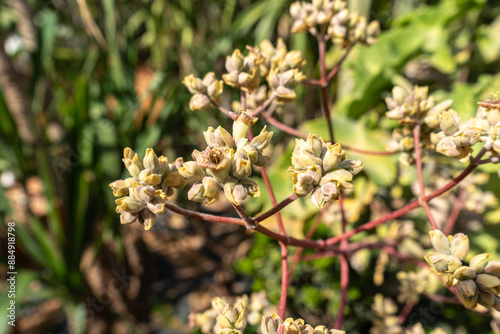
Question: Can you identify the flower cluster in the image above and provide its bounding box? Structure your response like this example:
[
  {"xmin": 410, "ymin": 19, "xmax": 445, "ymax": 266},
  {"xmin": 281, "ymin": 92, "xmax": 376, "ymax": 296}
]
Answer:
[
  {"xmin": 181, "ymin": 112, "xmax": 272, "ymax": 206},
  {"xmin": 109, "ymin": 148, "xmax": 185, "ymax": 230},
  {"xmin": 385, "ymin": 86, "xmax": 453, "ymax": 165},
  {"xmin": 370, "ymin": 294, "xmax": 400, "ymax": 334},
  {"xmin": 290, "ymin": 0, "xmax": 380, "ymax": 47},
  {"xmin": 289, "ymin": 134, "xmax": 362, "ymax": 208},
  {"xmin": 190, "ymin": 292, "xmax": 277, "ymax": 333},
  {"xmin": 425, "ymin": 229, "xmax": 500, "ymax": 311},
  {"xmin": 431, "ymin": 109, "xmax": 487, "ymax": 162},
  {"xmin": 183, "ymin": 72, "xmax": 224, "ymax": 111},
  {"xmin": 261, "ymin": 314, "xmax": 345, "ymax": 334},
  {"xmin": 396, "ymin": 270, "xmax": 430, "ymax": 305},
  {"xmin": 184, "ymin": 39, "xmax": 306, "ymax": 111}
]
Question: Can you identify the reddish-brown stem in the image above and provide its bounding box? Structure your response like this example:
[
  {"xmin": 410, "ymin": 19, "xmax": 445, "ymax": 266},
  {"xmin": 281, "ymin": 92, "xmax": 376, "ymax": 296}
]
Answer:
[
  {"xmin": 288, "ymin": 209, "xmax": 326, "ymax": 282},
  {"xmin": 335, "ymin": 254, "xmax": 349, "ymax": 329},
  {"xmin": 262, "ymin": 112, "xmax": 308, "ymax": 138},
  {"xmin": 254, "ymin": 193, "xmax": 299, "ymax": 224},
  {"xmin": 209, "ymin": 97, "xmax": 234, "ymax": 118},
  {"xmin": 301, "ymin": 78, "xmax": 323, "ymax": 86},
  {"xmin": 260, "ymin": 163, "xmax": 289, "ymax": 318},
  {"xmin": 232, "ymin": 204, "xmax": 255, "ymax": 228},
  {"xmin": 342, "ymin": 144, "xmax": 396, "ymax": 156},
  {"xmin": 423, "ymin": 293, "xmax": 462, "ymax": 305},
  {"xmin": 164, "ymin": 200, "xmax": 244, "ymax": 226},
  {"xmin": 325, "ymin": 159, "xmax": 482, "ymax": 246},
  {"xmin": 398, "ymin": 301, "xmax": 414, "ymax": 325},
  {"xmin": 318, "ymin": 36, "xmax": 335, "ymax": 143},
  {"xmin": 442, "ymin": 189, "xmax": 467, "ymax": 235},
  {"xmin": 326, "ymin": 43, "xmax": 355, "ymax": 82},
  {"xmin": 249, "ymin": 95, "xmax": 276, "ymax": 117},
  {"xmin": 413, "ymin": 124, "xmax": 438, "ymax": 230},
  {"xmin": 279, "ymin": 241, "xmax": 289, "ymax": 319}
]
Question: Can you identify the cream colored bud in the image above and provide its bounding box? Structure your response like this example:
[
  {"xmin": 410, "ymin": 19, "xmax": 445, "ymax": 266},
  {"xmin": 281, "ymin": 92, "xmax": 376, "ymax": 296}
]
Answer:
[
  {"xmin": 484, "ymin": 261, "xmax": 500, "ymax": 278},
  {"xmin": 123, "ymin": 147, "xmax": 144, "ymax": 178},
  {"xmin": 116, "ymin": 196, "xmax": 145, "ymax": 213},
  {"xmin": 188, "ymin": 182, "xmax": 205, "ymax": 202},
  {"xmin": 291, "ymin": 148, "xmax": 323, "ymax": 171},
  {"xmin": 178, "ymin": 161, "xmax": 205, "ymax": 181},
  {"xmin": 147, "ymin": 190, "xmax": 166, "ymax": 215},
  {"xmin": 275, "ymin": 86, "xmax": 297, "ymax": 103},
  {"xmin": 453, "ymin": 266, "xmax": 476, "ymax": 281},
  {"xmin": 251, "ymin": 126, "xmax": 273, "ymax": 151},
  {"xmin": 322, "ymin": 143, "xmax": 344, "ymax": 171},
  {"xmin": 233, "ymin": 112, "xmax": 257, "ymax": 142},
  {"xmin": 182, "ymin": 74, "xmax": 205, "ymax": 94},
  {"xmin": 470, "ymin": 253, "xmax": 490, "ymax": 273},
  {"xmin": 320, "ymin": 168, "xmax": 354, "ymax": 190},
  {"xmin": 439, "ymin": 109, "xmax": 461, "ymax": 135},
  {"xmin": 292, "ymin": 171, "xmax": 315, "ymax": 197},
  {"xmin": 140, "ymin": 209, "xmax": 156, "ymax": 231},
  {"xmin": 139, "ymin": 169, "xmax": 161, "ymax": 186},
  {"xmin": 456, "ymin": 279, "xmax": 478, "ymax": 309},
  {"xmin": 338, "ymin": 159, "xmax": 363, "ymax": 175},
  {"xmin": 120, "ymin": 211, "xmax": 137, "ymax": 224},
  {"xmin": 226, "ymin": 49, "xmax": 244, "ymax": 73},
  {"xmin": 204, "ymin": 126, "xmax": 235, "ymax": 148},
  {"xmin": 261, "ymin": 314, "xmax": 283, "ymax": 334},
  {"xmin": 143, "ymin": 148, "xmax": 160, "ymax": 171},
  {"xmin": 476, "ymin": 274, "xmax": 500, "ymax": 294},
  {"xmin": 139, "ymin": 185, "xmax": 155, "ymax": 202},
  {"xmin": 189, "ymin": 93, "xmax": 212, "ymax": 111},
  {"xmin": 429, "ymin": 230, "xmax": 449, "ymax": 252},
  {"xmin": 450, "ymin": 233, "xmax": 469, "ymax": 261}
]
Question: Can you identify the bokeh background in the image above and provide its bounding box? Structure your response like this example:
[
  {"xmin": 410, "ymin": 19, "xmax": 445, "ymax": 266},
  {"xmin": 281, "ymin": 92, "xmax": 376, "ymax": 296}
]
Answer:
[{"xmin": 1, "ymin": 0, "xmax": 500, "ymax": 333}]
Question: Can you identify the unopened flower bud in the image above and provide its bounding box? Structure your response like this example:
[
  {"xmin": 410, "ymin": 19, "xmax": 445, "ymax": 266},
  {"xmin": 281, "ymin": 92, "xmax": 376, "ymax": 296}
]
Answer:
[
  {"xmin": 440, "ymin": 109, "xmax": 461, "ymax": 135},
  {"xmin": 322, "ymin": 143, "xmax": 344, "ymax": 171},
  {"xmin": 476, "ymin": 274, "xmax": 500, "ymax": 294},
  {"xmin": 189, "ymin": 93, "xmax": 212, "ymax": 111},
  {"xmin": 116, "ymin": 196, "xmax": 145, "ymax": 213},
  {"xmin": 485, "ymin": 261, "xmax": 500, "ymax": 278},
  {"xmin": 261, "ymin": 314, "xmax": 283, "ymax": 334},
  {"xmin": 205, "ymin": 126, "xmax": 235, "ymax": 148},
  {"xmin": 182, "ymin": 74, "xmax": 205, "ymax": 94},
  {"xmin": 456, "ymin": 279, "xmax": 478, "ymax": 309},
  {"xmin": 123, "ymin": 147, "xmax": 144, "ymax": 178},
  {"xmin": 338, "ymin": 159, "xmax": 363, "ymax": 175},
  {"xmin": 233, "ymin": 112, "xmax": 257, "ymax": 142},
  {"xmin": 141, "ymin": 209, "xmax": 156, "ymax": 231},
  {"xmin": 188, "ymin": 182, "xmax": 205, "ymax": 202},
  {"xmin": 450, "ymin": 233, "xmax": 469, "ymax": 261},
  {"xmin": 178, "ymin": 161, "xmax": 205, "ymax": 181},
  {"xmin": 470, "ymin": 253, "xmax": 490, "ymax": 273},
  {"xmin": 251, "ymin": 126, "xmax": 273, "ymax": 151},
  {"xmin": 453, "ymin": 266, "xmax": 476, "ymax": 281},
  {"xmin": 429, "ymin": 230, "xmax": 451, "ymax": 254},
  {"xmin": 139, "ymin": 169, "xmax": 162, "ymax": 186},
  {"xmin": 202, "ymin": 176, "xmax": 220, "ymax": 205}
]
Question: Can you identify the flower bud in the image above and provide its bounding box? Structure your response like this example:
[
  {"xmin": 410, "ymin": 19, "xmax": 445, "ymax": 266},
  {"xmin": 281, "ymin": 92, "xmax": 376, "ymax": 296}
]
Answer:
[
  {"xmin": 453, "ymin": 266, "xmax": 476, "ymax": 281},
  {"xmin": 429, "ymin": 230, "xmax": 451, "ymax": 254},
  {"xmin": 202, "ymin": 176, "xmax": 220, "ymax": 205},
  {"xmin": 225, "ymin": 49, "xmax": 244, "ymax": 73},
  {"xmin": 450, "ymin": 233, "xmax": 469, "ymax": 261},
  {"xmin": 182, "ymin": 74, "xmax": 205, "ymax": 94},
  {"xmin": 204, "ymin": 126, "xmax": 235, "ymax": 148},
  {"xmin": 261, "ymin": 314, "xmax": 283, "ymax": 334},
  {"xmin": 147, "ymin": 190, "xmax": 166, "ymax": 215},
  {"xmin": 476, "ymin": 274, "xmax": 500, "ymax": 294},
  {"xmin": 233, "ymin": 112, "xmax": 257, "ymax": 142},
  {"xmin": 338, "ymin": 159, "xmax": 363, "ymax": 175},
  {"xmin": 178, "ymin": 161, "xmax": 205, "ymax": 181},
  {"xmin": 189, "ymin": 93, "xmax": 212, "ymax": 111},
  {"xmin": 456, "ymin": 279, "xmax": 478, "ymax": 309},
  {"xmin": 470, "ymin": 253, "xmax": 490, "ymax": 273},
  {"xmin": 251, "ymin": 126, "xmax": 273, "ymax": 151},
  {"xmin": 224, "ymin": 178, "xmax": 249, "ymax": 205},
  {"xmin": 139, "ymin": 169, "xmax": 162, "ymax": 186},
  {"xmin": 439, "ymin": 109, "xmax": 461, "ymax": 135},
  {"xmin": 320, "ymin": 168, "xmax": 354, "ymax": 190},
  {"xmin": 116, "ymin": 196, "xmax": 145, "ymax": 213},
  {"xmin": 109, "ymin": 177, "xmax": 135, "ymax": 197},
  {"xmin": 292, "ymin": 171, "xmax": 315, "ymax": 197},
  {"xmin": 120, "ymin": 211, "xmax": 137, "ymax": 224},
  {"xmin": 478, "ymin": 289, "xmax": 495, "ymax": 308},
  {"xmin": 139, "ymin": 185, "xmax": 155, "ymax": 202},
  {"xmin": 484, "ymin": 261, "xmax": 500, "ymax": 278},
  {"xmin": 140, "ymin": 209, "xmax": 156, "ymax": 231},
  {"xmin": 188, "ymin": 182, "xmax": 205, "ymax": 202},
  {"xmin": 123, "ymin": 147, "xmax": 144, "ymax": 178},
  {"xmin": 322, "ymin": 143, "xmax": 344, "ymax": 171}
]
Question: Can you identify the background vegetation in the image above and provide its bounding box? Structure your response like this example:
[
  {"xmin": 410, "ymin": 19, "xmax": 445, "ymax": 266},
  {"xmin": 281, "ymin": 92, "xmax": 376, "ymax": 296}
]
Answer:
[{"xmin": 0, "ymin": 0, "xmax": 499, "ymax": 333}]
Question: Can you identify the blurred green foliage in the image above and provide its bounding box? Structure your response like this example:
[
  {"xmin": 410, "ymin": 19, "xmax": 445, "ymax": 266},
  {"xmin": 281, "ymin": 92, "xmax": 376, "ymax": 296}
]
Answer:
[{"xmin": 0, "ymin": 0, "xmax": 499, "ymax": 333}]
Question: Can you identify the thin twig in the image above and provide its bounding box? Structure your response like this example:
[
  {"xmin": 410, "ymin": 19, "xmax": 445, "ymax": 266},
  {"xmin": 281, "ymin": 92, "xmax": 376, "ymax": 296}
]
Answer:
[
  {"xmin": 326, "ymin": 43, "xmax": 355, "ymax": 82},
  {"xmin": 442, "ymin": 189, "xmax": 467, "ymax": 236},
  {"xmin": 254, "ymin": 193, "xmax": 299, "ymax": 224},
  {"xmin": 413, "ymin": 124, "xmax": 438, "ymax": 230},
  {"xmin": 249, "ymin": 94, "xmax": 276, "ymax": 117},
  {"xmin": 398, "ymin": 301, "xmax": 414, "ymax": 325},
  {"xmin": 335, "ymin": 254, "xmax": 349, "ymax": 329}
]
